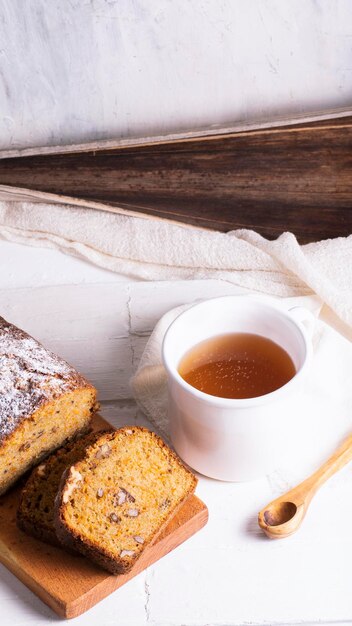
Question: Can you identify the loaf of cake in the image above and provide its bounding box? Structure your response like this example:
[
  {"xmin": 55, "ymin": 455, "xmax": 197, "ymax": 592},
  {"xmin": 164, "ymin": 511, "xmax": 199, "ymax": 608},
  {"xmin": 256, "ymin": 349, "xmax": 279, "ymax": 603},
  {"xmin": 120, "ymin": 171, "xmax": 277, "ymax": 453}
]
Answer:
[
  {"xmin": 17, "ymin": 431, "xmax": 106, "ymax": 546},
  {"xmin": 0, "ymin": 316, "xmax": 97, "ymax": 495},
  {"xmin": 55, "ymin": 427, "xmax": 197, "ymax": 574}
]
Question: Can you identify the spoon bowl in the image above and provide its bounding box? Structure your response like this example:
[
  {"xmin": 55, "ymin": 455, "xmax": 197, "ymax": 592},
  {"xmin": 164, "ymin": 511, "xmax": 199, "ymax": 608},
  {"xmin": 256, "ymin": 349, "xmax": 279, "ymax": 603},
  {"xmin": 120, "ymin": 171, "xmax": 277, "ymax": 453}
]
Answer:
[
  {"xmin": 258, "ymin": 500, "xmax": 305, "ymax": 538},
  {"xmin": 263, "ymin": 501, "xmax": 297, "ymax": 526}
]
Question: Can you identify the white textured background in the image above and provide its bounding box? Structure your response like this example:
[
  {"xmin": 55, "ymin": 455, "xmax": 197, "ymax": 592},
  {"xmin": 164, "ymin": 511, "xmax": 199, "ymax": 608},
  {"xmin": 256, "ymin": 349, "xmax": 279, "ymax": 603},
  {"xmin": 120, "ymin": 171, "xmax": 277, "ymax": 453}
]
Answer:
[{"xmin": 0, "ymin": 0, "xmax": 351, "ymax": 151}]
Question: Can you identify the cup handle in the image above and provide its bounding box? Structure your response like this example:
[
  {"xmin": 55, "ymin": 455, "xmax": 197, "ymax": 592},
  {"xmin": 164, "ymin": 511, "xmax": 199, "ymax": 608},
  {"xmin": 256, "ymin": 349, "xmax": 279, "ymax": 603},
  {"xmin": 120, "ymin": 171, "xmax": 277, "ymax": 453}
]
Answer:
[{"xmin": 288, "ymin": 306, "xmax": 316, "ymax": 337}]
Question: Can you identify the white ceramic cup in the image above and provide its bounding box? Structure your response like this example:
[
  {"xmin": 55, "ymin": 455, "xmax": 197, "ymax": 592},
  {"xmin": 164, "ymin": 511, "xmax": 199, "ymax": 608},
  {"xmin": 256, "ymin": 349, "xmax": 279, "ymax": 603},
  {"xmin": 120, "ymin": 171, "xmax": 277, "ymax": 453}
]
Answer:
[{"xmin": 162, "ymin": 295, "xmax": 314, "ymax": 481}]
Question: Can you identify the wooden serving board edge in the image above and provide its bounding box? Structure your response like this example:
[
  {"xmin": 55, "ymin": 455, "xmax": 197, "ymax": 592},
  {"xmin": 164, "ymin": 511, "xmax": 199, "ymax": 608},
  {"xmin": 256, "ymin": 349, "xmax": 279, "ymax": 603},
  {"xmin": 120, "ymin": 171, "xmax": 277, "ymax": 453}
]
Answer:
[
  {"xmin": 0, "ymin": 545, "xmax": 65, "ymax": 618},
  {"xmin": 65, "ymin": 495, "xmax": 208, "ymax": 619},
  {"xmin": 0, "ymin": 494, "xmax": 207, "ymax": 619},
  {"xmin": 0, "ymin": 414, "xmax": 208, "ymax": 619}
]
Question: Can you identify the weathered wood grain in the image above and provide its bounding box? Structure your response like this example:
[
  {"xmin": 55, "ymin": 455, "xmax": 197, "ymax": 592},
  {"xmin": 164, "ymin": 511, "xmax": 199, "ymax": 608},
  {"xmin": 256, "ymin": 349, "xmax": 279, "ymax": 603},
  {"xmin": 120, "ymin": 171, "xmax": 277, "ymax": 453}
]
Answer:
[{"xmin": 0, "ymin": 116, "xmax": 351, "ymax": 243}]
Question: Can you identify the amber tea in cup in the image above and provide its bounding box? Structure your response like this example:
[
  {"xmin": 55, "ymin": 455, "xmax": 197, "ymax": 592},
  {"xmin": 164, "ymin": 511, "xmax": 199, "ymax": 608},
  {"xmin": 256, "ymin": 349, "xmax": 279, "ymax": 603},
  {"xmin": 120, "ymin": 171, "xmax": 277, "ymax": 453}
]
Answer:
[{"xmin": 178, "ymin": 332, "xmax": 296, "ymax": 399}]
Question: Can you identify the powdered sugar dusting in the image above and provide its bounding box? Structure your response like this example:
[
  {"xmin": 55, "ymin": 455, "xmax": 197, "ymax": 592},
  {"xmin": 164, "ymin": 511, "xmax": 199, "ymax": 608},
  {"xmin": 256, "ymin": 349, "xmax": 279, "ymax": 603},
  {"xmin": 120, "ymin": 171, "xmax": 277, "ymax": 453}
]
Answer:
[{"xmin": 0, "ymin": 317, "xmax": 87, "ymax": 442}]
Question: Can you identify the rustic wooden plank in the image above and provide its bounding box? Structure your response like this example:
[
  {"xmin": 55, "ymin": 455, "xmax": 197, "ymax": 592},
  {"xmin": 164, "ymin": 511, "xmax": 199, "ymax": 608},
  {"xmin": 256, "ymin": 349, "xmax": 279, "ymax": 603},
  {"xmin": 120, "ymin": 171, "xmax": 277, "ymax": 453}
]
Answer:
[
  {"xmin": 0, "ymin": 114, "xmax": 351, "ymax": 243},
  {"xmin": 0, "ymin": 414, "xmax": 208, "ymax": 619}
]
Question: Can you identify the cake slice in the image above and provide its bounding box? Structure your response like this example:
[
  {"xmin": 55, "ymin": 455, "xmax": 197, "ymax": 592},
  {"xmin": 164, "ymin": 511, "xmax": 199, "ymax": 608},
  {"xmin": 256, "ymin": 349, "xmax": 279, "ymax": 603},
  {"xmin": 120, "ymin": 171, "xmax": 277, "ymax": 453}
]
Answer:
[
  {"xmin": 55, "ymin": 427, "xmax": 197, "ymax": 574},
  {"xmin": 17, "ymin": 431, "xmax": 106, "ymax": 546},
  {"xmin": 0, "ymin": 317, "xmax": 97, "ymax": 495}
]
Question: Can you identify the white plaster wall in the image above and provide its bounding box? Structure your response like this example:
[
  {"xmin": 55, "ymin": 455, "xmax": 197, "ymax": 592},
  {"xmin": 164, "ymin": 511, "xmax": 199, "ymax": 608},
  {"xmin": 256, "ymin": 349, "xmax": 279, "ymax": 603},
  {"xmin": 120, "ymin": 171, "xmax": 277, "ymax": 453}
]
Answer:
[{"xmin": 0, "ymin": 0, "xmax": 351, "ymax": 151}]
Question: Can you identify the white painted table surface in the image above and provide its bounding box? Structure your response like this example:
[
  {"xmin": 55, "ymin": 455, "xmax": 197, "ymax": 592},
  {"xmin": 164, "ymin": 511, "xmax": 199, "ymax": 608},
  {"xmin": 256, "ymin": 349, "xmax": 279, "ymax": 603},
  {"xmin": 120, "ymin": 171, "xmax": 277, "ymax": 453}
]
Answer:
[{"xmin": 1, "ymin": 240, "xmax": 352, "ymax": 626}]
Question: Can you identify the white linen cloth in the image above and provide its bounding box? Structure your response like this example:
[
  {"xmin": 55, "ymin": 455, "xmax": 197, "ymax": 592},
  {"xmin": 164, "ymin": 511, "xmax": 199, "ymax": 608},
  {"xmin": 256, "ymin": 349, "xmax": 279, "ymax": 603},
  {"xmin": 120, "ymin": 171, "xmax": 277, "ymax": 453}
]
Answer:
[
  {"xmin": 131, "ymin": 294, "xmax": 352, "ymax": 481},
  {"xmin": 0, "ymin": 200, "xmax": 351, "ymax": 329}
]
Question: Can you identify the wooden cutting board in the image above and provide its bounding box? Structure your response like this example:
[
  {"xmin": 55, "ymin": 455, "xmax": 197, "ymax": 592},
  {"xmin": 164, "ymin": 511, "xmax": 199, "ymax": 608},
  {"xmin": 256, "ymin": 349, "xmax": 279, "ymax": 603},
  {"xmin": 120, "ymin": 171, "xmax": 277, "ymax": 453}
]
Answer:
[{"xmin": 0, "ymin": 415, "xmax": 208, "ymax": 619}]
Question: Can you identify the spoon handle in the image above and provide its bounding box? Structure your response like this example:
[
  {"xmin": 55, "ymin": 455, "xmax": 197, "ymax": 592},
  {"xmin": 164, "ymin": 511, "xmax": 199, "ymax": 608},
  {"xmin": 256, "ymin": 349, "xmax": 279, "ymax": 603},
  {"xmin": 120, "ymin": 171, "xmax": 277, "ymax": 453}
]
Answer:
[
  {"xmin": 292, "ymin": 433, "xmax": 352, "ymax": 502},
  {"xmin": 258, "ymin": 433, "xmax": 352, "ymax": 539}
]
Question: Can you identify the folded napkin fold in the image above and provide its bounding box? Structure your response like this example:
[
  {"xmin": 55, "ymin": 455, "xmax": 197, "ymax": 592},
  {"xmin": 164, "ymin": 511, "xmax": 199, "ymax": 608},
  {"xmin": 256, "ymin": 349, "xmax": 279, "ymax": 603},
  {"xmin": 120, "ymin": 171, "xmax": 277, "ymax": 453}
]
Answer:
[{"xmin": 131, "ymin": 294, "xmax": 352, "ymax": 482}]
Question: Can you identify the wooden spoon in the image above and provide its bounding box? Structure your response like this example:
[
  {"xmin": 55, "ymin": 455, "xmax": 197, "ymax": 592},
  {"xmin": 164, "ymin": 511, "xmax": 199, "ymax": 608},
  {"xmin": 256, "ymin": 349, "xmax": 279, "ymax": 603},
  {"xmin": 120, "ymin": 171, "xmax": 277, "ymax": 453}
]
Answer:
[{"xmin": 258, "ymin": 434, "xmax": 352, "ymax": 539}]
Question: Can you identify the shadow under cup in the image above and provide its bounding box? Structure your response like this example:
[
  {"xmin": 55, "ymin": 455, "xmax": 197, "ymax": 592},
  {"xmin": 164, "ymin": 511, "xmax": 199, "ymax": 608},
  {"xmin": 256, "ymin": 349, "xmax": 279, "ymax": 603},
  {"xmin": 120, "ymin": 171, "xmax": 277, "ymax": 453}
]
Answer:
[{"xmin": 162, "ymin": 296, "xmax": 312, "ymax": 481}]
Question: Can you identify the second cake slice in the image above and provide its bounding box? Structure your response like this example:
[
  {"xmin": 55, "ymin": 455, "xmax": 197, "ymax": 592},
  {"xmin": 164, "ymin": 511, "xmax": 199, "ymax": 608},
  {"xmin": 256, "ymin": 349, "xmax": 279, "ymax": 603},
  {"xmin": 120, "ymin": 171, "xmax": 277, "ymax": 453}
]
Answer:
[
  {"xmin": 55, "ymin": 427, "xmax": 197, "ymax": 574},
  {"xmin": 17, "ymin": 431, "xmax": 106, "ymax": 546}
]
